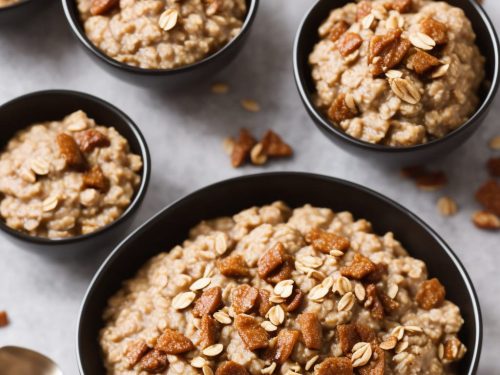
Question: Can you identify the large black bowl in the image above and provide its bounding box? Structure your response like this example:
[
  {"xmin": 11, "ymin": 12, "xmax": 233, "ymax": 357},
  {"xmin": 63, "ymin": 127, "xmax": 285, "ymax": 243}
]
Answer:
[
  {"xmin": 293, "ymin": 0, "xmax": 499, "ymax": 166},
  {"xmin": 0, "ymin": 90, "xmax": 151, "ymax": 254},
  {"xmin": 62, "ymin": 0, "xmax": 259, "ymax": 89},
  {"xmin": 77, "ymin": 172, "xmax": 481, "ymax": 374}
]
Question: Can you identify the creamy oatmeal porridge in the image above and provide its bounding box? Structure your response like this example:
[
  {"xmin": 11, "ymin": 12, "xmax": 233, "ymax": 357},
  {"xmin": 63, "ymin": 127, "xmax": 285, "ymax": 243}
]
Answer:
[
  {"xmin": 309, "ymin": 0, "xmax": 485, "ymax": 146},
  {"xmin": 0, "ymin": 110, "xmax": 142, "ymax": 239},
  {"xmin": 100, "ymin": 202, "xmax": 466, "ymax": 374},
  {"xmin": 77, "ymin": 0, "xmax": 247, "ymax": 69}
]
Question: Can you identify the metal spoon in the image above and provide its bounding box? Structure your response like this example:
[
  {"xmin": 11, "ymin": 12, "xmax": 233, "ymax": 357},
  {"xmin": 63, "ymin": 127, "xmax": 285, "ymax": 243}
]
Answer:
[{"xmin": 0, "ymin": 346, "xmax": 63, "ymax": 375}]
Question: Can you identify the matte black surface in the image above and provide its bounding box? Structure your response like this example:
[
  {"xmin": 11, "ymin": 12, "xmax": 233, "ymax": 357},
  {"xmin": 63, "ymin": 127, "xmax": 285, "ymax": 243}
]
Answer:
[
  {"xmin": 77, "ymin": 172, "xmax": 481, "ymax": 374},
  {"xmin": 0, "ymin": 90, "xmax": 151, "ymax": 254},
  {"xmin": 0, "ymin": 0, "xmax": 49, "ymax": 25},
  {"xmin": 62, "ymin": 0, "xmax": 258, "ymax": 89},
  {"xmin": 293, "ymin": 0, "xmax": 499, "ymax": 166}
]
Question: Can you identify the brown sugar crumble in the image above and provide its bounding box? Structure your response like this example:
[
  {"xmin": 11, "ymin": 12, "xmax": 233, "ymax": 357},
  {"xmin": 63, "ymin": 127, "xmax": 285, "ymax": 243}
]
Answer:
[{"xmin": 0, "ymin": 310, "xmax": 9, "ymax": 327}]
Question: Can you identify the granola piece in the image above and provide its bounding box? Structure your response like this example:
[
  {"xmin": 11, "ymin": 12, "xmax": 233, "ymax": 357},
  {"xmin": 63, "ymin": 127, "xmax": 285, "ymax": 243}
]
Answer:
[
  {"xmin": 356, "ymin": 1, "xmax": 372, "ymax": 21},
  {"xmin": 193, "ymin": 286, "xmax": 223, "ymax": 317},
  {"xmin": 231, "ymin": 284, "xmax": 259, "ymax": 314},
  {"xmin": 0, "ymin": 311, "xmax": 8, "ymax": 327},
  {"xmin": 384, "ymin": 0, "xmax": 412, "ymax": 13},
  {"xmin": 56, "ymin": 133, "xmax": 86, "ymax": 170},
  {"xmin": 476, "ymin": 180, "xmax": 500, "ymax": 215},
  {"xmin": 407, "ymin": 50, "xmax": 441, "ymax": 74},
  {"xmin": 472, "ymin": 210, "xmax": 500, "ymax": 230},
  {"xmin": 83, "ymin": 165, "xmax": 109, "ymax": 192},
  {"xmin": 487, "ymin": 157, "xmax": 500, "ymax": 177},
  {"xmin": 217, "ymin": 255, "xmax": 250, "ymax": 278},
  {"xmin": 330, "ymin": 21, "xmax": 350, "ymax": 42},
  {"xmin": 274, "ymin": 329, "xmax": 300, "ymax": 364},
  {"xmin": 415, "ymin": 171, "xmax": 447, "ymax": 191},
  {"xmin": 139, "ymin": 349, "xmax": 168, "ymax": 373},
  {"xmin": 338, "ymin": 32, "xmax": 363, "ymax": 57},
  {"xmin": 420, "ymin": 17, "xmax": 448, "ymax": 45},
  {"xmin": 125, "ymin": 340, "xmax": 149, "ymax": 368},
  {"xmin": 368, "ymin": 29, "xmax": 411, "ymax": 76},
  {"xmin": 199, "ymin": 315, "xmax": 218, "ymax": 349},
  {"xmin": 257, "ymin": 289, "xmax": 273, "ymax": 316},
  {"xmin": 363, "ymin": 262, "xmax": 388, "ymax": 283},
  {"xmin": 337, "ymin": 323, "xmax": 376, "ymax": 354},
  {"xmin": 156, "ymin": 328, "xmax": 194, "ymax": 354},
  {"xmin": 266, "ymin": 255, "xmax": 295, "ymax": 284},
  {"xmin": 340, "ymin": 254, "xmax": 377, "ymax": 280},
  {"xmin": 305, "ymin": 228, "xmax": 350, "ymax": 254},
  {"xmin": 358, "ymin": 346, "xmax": 385, "ymax": 375},
  {"xmin": 379, "ymin": 290, "xmax": 400, "ymax": 313},
  {"xmin": 416, "ymin": 278, "xmax": 446, "ymax": 310},
  {"xmin": 231, "ymin": 129, "xmax": 256, "ymax": 168},
  {"xmin": 328, "ymin": 94, "xmax": 357, "ymax": 123},
  {"xmin": 234, "ymin": 314, "xmax": 269, "ymax": 351},
  {"xmin": 314, "ymin": 357, "xmax": 353, "ymax": 375},
  {"xmin": 297, "ymin": 312, "xmax": 322, "ymax": 349},
  {"xmin": 400, "ymin": 165, "xmax": 426, "ymax": 178},
  {"xmin": 258, "ymin": 242, "xmax": 287, "ymax": 279},
  {"xmin": 261, "ymin": 130, "xmax": 293, "ymax": 158},
  {"xmin": 74, "ymin": 129, "xmax": 110, "ymax": 153},
  {"xmin": 365, "ymin": 284, "xmax": 384, "ymax": 320},
  {"xmin": 91, "ymin": 0, "xmax": 119, "ymax": 15},
  {"xmin": 215, "ymin": 361, "xmax": 249, "ymax": 375},
  {"xmin": 283, "ymin": 288, "xmax": 304, "ymax": 312},
  {"xmin": 443, "ymin": 337, "xmax": 467, "ymax": 361}
]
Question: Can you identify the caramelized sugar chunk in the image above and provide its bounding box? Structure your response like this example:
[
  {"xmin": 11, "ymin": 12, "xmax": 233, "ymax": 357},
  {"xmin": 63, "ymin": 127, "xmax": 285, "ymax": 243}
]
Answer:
[
  {"xmin": 356, "ymin": 1, "xmax": 372, "ymax": 21},
  {"xmin": 363, "ymin": 263, "xmax": 388, "ymax": 284},
  {"xmin": 283, "ymin": 288, "xmax": 304, "ymax": 312},
  {"xmin": 234, "ymin": 314, "xmax": 269, "ymax": 351},
  {"xmin": 266, "ymin": 255, "xmax": 294, "ymax": 284},
  {"xmin": 305, "ymin": 228, "xmax": 350, "ymax": 254},
  {"xmin": 231, "ymin": 284, "xmax": 259, "ymax": 314},
  {"xmin": 379, "ymin": 290, "xmax": 400, "ymax": 314},
  {"xmin": 261, "ymin": 130, "xmax": 293, "ymax": 158},
  {"xmin": 337, "ymin": 323, "xmax": 376, "ymax": 354},
  {"xmin": 314, "ymin": 357, "xmax": 353, "ymax": 375},
  {"xmin": 443, "ymin": 337, "xmax": 467, "ymax": 361},
  {"xmin": 193, "ymin": 286, "xmax": 223, "ymax": 317},
  {"xmin": 231, "ymin": 129, "xmax": 257, "ymax": 168},
  {"xmin": 297, "ymin": 312, "xmax": 322, "ymax": 349},
  {"xmin": 338, "ymin": 32, "xmax": 363, "ymax": 57},
  {"xmin": 330, "ymin": 21, "xmax": 350, "ymax": 42},
  {"xmin": 217, "ymin": 255, "xmax": 250, "ymax": 278},
  {"xmin": 487, "ymin": 157, "xmax": 500, "ymax": 177},
  {"xmin": 420, "ymin": 17, "xmax": 448, "ymax": 45},
  {"xmin": 57, "ymin": 133, "xmax": 86, "ymax": 170},
  {"xmin": 476, "ymin": 180, "xmax": 500, "ymax": 215},
  {"xmin": 258, "ymin": 242, "xmax": 287, "ymax": 279},
  {"xmin": 358, "ymin": 346, "xmax": 385, "ymax": 375},
  {"xmin": 74, "ymin": 129, "xmax": 110, "ymax": 153},
  {"xmin": 472, "ymin": 210, "xmax": 500, "ymax": 230},
  {"xmin": 384, "ymin": 0, "xmax": 412, "ymax": 13},
  {"xmin": 407, "ymin": 50, "xmax": 441, "ymax": 74},
  {"xmin": 365, "ymin": 284, "xmax": 384, "ymax": 320},
  {"xmin": 369, "ymin": 29, "xmax": 411, "ymax": 76},
  {"xmin": 139, "ymin": 349, "xmax": 168, "ymax": 373},
  {"xmin": 328, "ymin": 94, "xmax": 357, "ymax": 123},
  {"xmin": 340, "ymin": 254, "xmax": 377, "ymax": 280},
  {"xmin": 83, "ymin": 165, "xmax": 109, "ymax": 192},
  {"xmin": 215, "ymin": 361, "xmax": 249, "ymax": 375},
  {"xmin": 91, "ymin": 0, "xmax": 119, "ymax": 15},
  {"xmin": 0, "ymin": 311, "xmax": 9, "ymax": 327},
  {"xmin": 125, "ymin": 339, "xmax": 149, "ymax": 368},
  {"xmin": 156, "ymin": 328, "xmax": 194, "ymax": 354},
  {"xmin": 401, "ymin": 166, "xmax": 448, "ymax": 191},
  {"xmin": 258, "ymin": 289, "xmax": 273, "ymax": 316},
  {"xmin": 199, "ymin": 315, "xmax": 218, "ymax": 349},
  {"xmin": 416, "ymin": 278, "xmax": 446, "ymax": 310},
  {"xmin": 274, "ymin": 329, "xmax": 300, "ymax": 364}
]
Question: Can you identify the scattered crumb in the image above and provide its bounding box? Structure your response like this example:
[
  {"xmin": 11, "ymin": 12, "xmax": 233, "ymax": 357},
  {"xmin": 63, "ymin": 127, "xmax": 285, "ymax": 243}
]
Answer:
[
  {"xmin": 488, "ymin": 135, "xmax": 500, "ymax": 150},
  {"xmin": 437, "ymin": 196, "xmax": 458, "ymax": 217},
  {"xmin": 211, "ymin": 83, "xmax": 229, "ymax": 94},
  {"xmin": 0, "ymin": 311, "xmax": 9, "ymax": 327},
  {"xmin": 400, "ymin": 166, "xmax": 447, "ymax": 191},
  {"xmin": 487, "ymin": 157, "xmax": 500, "ymax": 178},
  {"xmin": 472, "ymin": 211, "xmax": 500, "ymax": 230},
  {"xmin": 240, "ymin": 99, "xmax": 261, "ymax": 113}
]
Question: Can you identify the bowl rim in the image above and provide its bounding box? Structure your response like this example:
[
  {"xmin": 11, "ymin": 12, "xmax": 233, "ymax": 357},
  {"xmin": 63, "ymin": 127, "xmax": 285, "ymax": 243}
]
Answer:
[
  {"xmin": 62, "ymin": 0, "xmax": 259, "ymax": 76},
  {"xmin": 76, "ymin": 171, "xmax": 482, "ymax": 374},
  {"xmin": 0, "ymin": 0, "xmax": 32, "ymax": 12},
  {"xmin": 0, "ymin": 89, "xmax": 151, "ymax": 245},
  {"xmin": 293, "ymin": 0, "xmax": 500, "ymax": 153}
]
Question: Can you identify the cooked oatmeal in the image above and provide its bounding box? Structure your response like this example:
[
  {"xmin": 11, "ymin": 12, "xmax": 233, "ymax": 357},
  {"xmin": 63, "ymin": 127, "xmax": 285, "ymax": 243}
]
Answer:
[
  {"xmin": 77, "ymin": 0, "xmax": 247, "ymax": 69},
  {"xmin": 0, "ymin": 110, "xmax": 142, "ymax": 239},
  {"xmin": 100, "ymin": 202, "xmax": 466, "ymax": 374},
  {"xmin": 309, "ymin": 0, "xmax": 485, "ymax": 146}
]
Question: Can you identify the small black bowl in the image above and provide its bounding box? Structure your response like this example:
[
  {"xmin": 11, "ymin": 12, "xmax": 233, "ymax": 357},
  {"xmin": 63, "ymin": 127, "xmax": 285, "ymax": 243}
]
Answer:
[
  {"xmin": 0, "ymin": 0, "xmax": 49, "ymax": 24},
  {"xmin": 293, "ymin": 0, "xmax": 499, "ymax": 166},
  {"xmin": 0, "ymin": 90, "xmax": 151, "ymax": 254},
  {"xmin": 77, "ymin": 172, "xmax": 481, "ymax": 374},
  {"xmin": 62, "ymin": 0, "xmax": 259, "ymax": 89}
]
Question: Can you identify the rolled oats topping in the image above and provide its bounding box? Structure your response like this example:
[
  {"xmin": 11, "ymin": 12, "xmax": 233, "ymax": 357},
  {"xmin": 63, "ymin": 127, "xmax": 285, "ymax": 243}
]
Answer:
[
  {"xmin": 100, "ymin": 203, "xmax": 467, "ymax": 374},
  {"xmin": 0, "ymin": 111, "xmax": 142, "ymax": 239},
  {"xmin": 309, "ymin": 0, "xmax": 485, "ymax": 146}
]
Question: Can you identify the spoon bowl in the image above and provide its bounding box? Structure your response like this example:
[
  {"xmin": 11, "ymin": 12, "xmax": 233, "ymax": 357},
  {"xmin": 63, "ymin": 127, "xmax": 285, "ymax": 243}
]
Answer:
[{"xmin": 0, "ymin": 346, "xmax": 63, "ymax": 375}]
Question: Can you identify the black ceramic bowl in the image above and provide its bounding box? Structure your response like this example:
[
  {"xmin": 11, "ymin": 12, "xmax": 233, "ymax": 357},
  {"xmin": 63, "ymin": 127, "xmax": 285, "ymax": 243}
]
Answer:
[
  {"xmin": 293, "ymin": 0, "xmax": 499, "ymax": 166},
  {"xmin": 62, "ymin": 0, "xmax": 258, "ymax": 89},
  {"xmin": 0, "ymin": 90, "xmax": 151, "ymax": 254},
  {"xmin": 0, "ymin": 0, "xmax": 49, "ymax": 24},
  {"xmin": 77, "ymin": 172, "xmax": 481, "ymax": 374}
]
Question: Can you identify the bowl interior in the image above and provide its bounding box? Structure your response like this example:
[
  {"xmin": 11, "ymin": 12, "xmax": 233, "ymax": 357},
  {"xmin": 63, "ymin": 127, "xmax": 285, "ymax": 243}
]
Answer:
[
  {"xmin": 294, "ymin": 0, "xmax": 498, "ymax": 150},
  {"xmin": 0, "ymin": 90, "xmax": 150, "ymax": 243},
  {"xmin": 78, "ymin": 173, "xmax": 480, "ymax": 374}
]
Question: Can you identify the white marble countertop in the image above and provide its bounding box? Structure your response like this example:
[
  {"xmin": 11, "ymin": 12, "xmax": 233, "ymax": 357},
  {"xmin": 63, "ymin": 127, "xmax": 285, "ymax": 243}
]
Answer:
[{"xmin": 0, "ymin": 0, "xmax": 499, "ymax": 374}]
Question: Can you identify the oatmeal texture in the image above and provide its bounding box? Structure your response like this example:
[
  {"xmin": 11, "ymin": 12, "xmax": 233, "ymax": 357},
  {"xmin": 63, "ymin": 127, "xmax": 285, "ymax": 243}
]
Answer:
[
  {"xmin": 77, "ymin": 0, "xmax": 247, "ymax": 69},
  {"xmin": 100, "ymin": 202, "xmax": 466, "ymax": 374},
  {"xmin": 0, "ymin": 111, "xmax": 142, "ymax": 239},
  {"xmin": 309, "ymin": 0, "xmax": 485, "ymax": 146}
]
